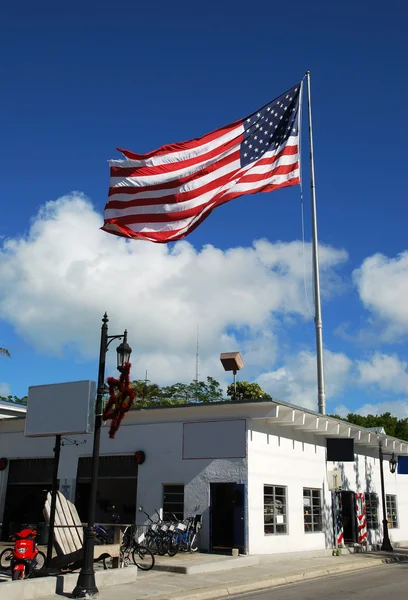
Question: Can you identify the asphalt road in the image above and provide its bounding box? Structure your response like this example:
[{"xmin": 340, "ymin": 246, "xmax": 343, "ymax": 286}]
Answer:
[{"xmin": 231, "ymin": 563, "xmax": 408, "ymax": 600}]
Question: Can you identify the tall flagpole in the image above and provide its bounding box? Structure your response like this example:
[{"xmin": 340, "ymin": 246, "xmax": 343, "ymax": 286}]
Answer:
[{"xmin": 305, "ymin": 71, "xmax": 326, "ymax": 415}]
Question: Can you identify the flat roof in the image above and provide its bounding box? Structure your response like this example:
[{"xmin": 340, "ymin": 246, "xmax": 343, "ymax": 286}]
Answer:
[
  {"xmin": 129, "ymin": 397, "xmax": 408, "ymax": 455},
  {"xmin": 0, "ymin": 399, "xmax": 27, "ymax": 419}
]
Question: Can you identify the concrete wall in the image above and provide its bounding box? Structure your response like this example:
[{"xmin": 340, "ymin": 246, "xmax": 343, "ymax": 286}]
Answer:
[{"xmin": 247, "ymin": 420, "xmax": 332, "ymax": 554}]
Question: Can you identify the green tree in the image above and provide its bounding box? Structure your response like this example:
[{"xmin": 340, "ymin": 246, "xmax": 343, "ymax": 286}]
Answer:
[
  {"xmin": 131, "ymin": 380, "xmax": 162, "ymax": 405},
  {"xmin": 0, "ymin": 348, "xmax": 10, "ymax": 357},
  {"xmin": 0, "ymin": 395, "xmax": 27, "ymax": 405},
  {"xmin": 130, "ymin": 376, "xmax": 226, "ymax": 407},
  {"xmin": 189, "ymin": 377, "xmax": 225, "ymax": 403},
  {"xmin": 227, "ymin": 380, "xmax": 270, "ymax": 402},
  {"xmin": 395, "ymin": 418, "xmax": 408, "ymax": 442},
  {"xmin": 160, "ymin": 382, "xmax": 191, "ymax": 403}
]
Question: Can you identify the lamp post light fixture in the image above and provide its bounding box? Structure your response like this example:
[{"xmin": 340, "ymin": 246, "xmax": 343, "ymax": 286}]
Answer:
[
  {"xmin": 372, "ymin": 427, "xmax": 397, "ymax": 554},
  {"xmin": 220, "ymin": 352, "xmax": 244, "ymax": 401},
  {"xmin": 73, "ymin": 313, "xmax": 131, "ymax": 599},
  {"xmin": 378, "ymin": 439, "xmax": 393, "ymax": 552},
  {"xmin": 389, "ymin": 453, "xmax": 397, "ymax": 474},
  {"xmin": 116, "ymin": 332, "xmax": 132, "ymax": 371}
]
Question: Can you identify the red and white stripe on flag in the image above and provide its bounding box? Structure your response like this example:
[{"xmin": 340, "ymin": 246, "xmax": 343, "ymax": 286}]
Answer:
[{"xmin": 102, "ymin": 82, "xmax": 302, "ymax": 243}]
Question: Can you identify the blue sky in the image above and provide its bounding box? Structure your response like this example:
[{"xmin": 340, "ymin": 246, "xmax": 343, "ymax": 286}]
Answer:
[{"xmin": 0, "ymin": 0, "xmax": 407, "ymax": 416}]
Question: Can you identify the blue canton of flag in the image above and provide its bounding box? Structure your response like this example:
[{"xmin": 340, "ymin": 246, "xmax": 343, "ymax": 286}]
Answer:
[{"xmin": 240, "ymin": 84, "xmax": 301, "ymax": 167}]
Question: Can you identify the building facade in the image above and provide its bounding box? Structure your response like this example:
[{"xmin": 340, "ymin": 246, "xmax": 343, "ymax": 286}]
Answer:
[{"xmin": 0, "ymin": 399, "xmax": 407, "ymax": 553}]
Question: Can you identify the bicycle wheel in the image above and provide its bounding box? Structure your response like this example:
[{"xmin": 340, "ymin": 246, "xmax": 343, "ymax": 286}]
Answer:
[
  {"xmin": 132, "ymin": 545, "xmax": 155, "ymax": 571},
  {"xmin": 33, "ymin": 551, "xmax": 46, "ymax": 572},
  {"xmin": 0, "ymin": 548, "xmax": 13, "ymax": 570},
  {"xmin": 189, "ymin": 533, "xmax": 199, "ymax": 552},
  {"xmin": 167, "ymin": 533, "xmax": 180, "ymax": 557},
  {"xmin": 157, "ymin": 537, "xmax": 167, "ymax": 556},
  {"xmin": 144, "ymin": 532, "xmax": 159, "ymax": 555}
]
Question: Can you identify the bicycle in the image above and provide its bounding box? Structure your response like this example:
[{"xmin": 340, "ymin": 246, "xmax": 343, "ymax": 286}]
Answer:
[
  {"xmin": 120, "ymin": 525, "xmax": 155, "ymax": 571},
  {"xmin": 142, "ymin": 510, "xmax": 179, "ymax": 557},
  {"xmin": 169, "ymin": 513, "xmax": 202, "ymax": 553}
]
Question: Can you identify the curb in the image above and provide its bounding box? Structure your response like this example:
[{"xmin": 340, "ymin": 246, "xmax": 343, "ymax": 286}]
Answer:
[
  {"xmin": 0, "ymin": 565, "xmax": 138, "ymax": 600},
  {"xmin": 147, "ymin": 558, "xmax": 388, "ymax": 600}
]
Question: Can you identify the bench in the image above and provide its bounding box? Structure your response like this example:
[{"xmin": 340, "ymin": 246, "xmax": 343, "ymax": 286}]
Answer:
[{"xmin": 43, "ymin": 491, "xmax": 121, "ymax": 571}]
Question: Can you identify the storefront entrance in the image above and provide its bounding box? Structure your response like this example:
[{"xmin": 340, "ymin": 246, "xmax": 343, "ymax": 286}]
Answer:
[
  {"xmin": 341, "ymin": 490, "xmax": 357, "ymax": 544},
  {"xmin": 1, "ymin": 458, "xmax": 55, "ymax": 541},
  {"xmin": 210, "ymin": 483, "xmax": 245, "ymax": 553},
  {"xmin": 75, "ymin": 455, "xmax": 137, "ymax": 524}
]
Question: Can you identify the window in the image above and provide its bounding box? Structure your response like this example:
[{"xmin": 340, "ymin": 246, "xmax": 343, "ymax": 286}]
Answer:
[
  {"xmin": 386, "ymin": 494, "xmax": 398, "ymax": 529},
  {"xmin": 264, "ymin": 485, "xmax": 287, "ymax": 534},
  {"xmin": 365, "ymin": 493, "xmax": 379, "ymax": 529},
  {"xmin": 303, "ymin": 488, "xmax": 322, "ymax": 532},
  {"xmin": 163, "ymin": 484, "xmax": 184, "ymax": 520}
]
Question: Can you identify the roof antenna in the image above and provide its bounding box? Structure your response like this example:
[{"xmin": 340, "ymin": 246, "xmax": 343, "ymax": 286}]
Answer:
[{"xmin": 195, "ymin": 325, "xmax": 200, "ymax": 384}]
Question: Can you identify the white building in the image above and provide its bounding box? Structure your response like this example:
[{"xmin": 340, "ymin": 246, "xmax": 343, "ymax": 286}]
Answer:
[{"xmin": 1, "ymin": 398, "xmax": 407, "ymax": 553}]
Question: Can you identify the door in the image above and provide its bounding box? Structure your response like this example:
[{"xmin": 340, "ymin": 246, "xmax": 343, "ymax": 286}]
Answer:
[
  {"xmin": 210, "ymin": 483, "xmax": 245, "ymax": 553},
  {"xmin": 232, "ymin": 483, "xmax": 245, "ymax": 551},
  {"xmin": 341, "ymin": 491, "xmax": 357, "ymax": 544}
]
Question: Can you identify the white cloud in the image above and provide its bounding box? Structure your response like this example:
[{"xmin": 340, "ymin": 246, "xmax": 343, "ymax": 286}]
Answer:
[
  {"xmin": 353, "ymin": 251, "xmax": 408, "ymax": 341},
  {"xmin": 0, "ymin": 382, "xmax": 11, "ymax": 397},
  {"xmin": 256, "ymin": 349, "xmax": 353, "ymax": 410},
  {"xmin": 0, "ymin": 194, "xmax": 348, "ymax": 387},
  {"xmin": 356, "ymin": 353, "xmax": 408, "ymax": 395}
]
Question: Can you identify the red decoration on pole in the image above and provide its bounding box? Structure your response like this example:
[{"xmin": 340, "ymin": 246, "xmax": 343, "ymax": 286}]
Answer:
[{"xmin": 102, "ymin": 363, "xmax": 136, "ymax": 439}]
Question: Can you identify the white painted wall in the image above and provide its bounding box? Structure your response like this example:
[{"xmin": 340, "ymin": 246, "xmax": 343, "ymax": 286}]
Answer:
[
  {"xmin": 0, "ymin": 415, "xmax": 248, "ymax": 552},
  {"xmin": 247, "ymin": 420, "xmax": 332, "ymax": 555},
  {"xmin": 327, "ymin": 450, "xmax": 408, "ymax": 546},
  {"xmin": 2, "ymin": 407, "xmax": 408, "ymax": 555},
  {"xmin": 96, "ymin": 419, "xmax": 248, "ymax": 552}
]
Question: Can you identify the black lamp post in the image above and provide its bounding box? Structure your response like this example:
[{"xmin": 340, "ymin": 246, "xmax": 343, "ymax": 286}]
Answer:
[
  {"xmin": 378, "ymin": 440, "xmax": 394, "ymax": 552},
  {"xmin": 73, "ymin": 313, "xmax": 131, "ymax": 599}
]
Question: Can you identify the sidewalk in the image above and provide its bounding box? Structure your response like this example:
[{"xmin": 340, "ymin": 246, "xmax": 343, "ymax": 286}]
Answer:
[{"xmin": 41, "ymin": 548, "xmax": 408, "ymax": 600}]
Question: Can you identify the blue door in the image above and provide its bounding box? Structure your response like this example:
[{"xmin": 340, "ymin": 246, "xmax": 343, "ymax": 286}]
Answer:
[{"xmin": 232, "ymin": 483, "xmax": 245, "ymax": 552}]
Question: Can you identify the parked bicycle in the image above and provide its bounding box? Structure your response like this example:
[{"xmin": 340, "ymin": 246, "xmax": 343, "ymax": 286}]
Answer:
[
  {"xmin": 120, "ymin": 525, "xmax": 155, "ymax": 571},
  {"xmin": 141, "ymin": 510, "xmax": 179, "ymax": 557},
  {"xmin": 140, "ymin": 509, "xmax": 202, "ymax": 556},
  {"xmin": 168, "ymin": 513, "xmax": 202, "ymax": 553}
]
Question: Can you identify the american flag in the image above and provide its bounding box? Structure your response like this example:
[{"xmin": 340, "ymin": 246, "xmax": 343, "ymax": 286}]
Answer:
[
  {"xmin": 102, "ymin": 82, "xmax": 302, "ymax": 243},
  {"xmin": 335, "ymin": 491, "xmax": 344, "ymax": 546}
]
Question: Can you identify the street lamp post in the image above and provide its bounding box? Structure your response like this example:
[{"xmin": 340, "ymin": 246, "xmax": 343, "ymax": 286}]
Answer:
[
  {"xmin": 73, "ymin": 313, "xmax": 131, "ymax": 599},
  {"xmin": 378, "ymin": 440, "xmax": 393, "ymax": 552}
]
